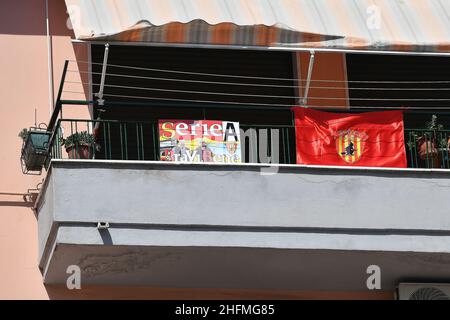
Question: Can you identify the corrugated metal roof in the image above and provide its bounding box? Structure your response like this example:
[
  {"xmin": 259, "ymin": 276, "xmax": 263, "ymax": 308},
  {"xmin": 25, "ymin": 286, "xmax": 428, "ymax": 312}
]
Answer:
[{"xmin": 65, "ymin": 0, "xmax": 450, "ymax": 52}]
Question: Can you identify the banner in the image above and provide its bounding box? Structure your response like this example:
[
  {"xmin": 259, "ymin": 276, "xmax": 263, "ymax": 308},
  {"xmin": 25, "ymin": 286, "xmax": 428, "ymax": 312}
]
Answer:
[
  {"xmin": 159, "ymin": 120, "xmax": 241, "ymax": 163},
  {"xmin": 292, "ymin": 107, "xmax": 407, "ymax": 168}
]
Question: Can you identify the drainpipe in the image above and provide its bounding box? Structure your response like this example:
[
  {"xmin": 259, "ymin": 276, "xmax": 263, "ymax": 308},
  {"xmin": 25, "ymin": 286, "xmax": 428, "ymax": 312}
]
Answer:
[{"xmin": 45, "ymin": 0, "xmax": 55, "ymax": 115}]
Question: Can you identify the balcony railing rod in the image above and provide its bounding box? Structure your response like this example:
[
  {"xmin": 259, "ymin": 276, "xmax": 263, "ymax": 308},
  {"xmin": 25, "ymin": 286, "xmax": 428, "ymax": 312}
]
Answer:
[
  {"xmin": 57, "ymin": 118, "xmax": 294, "ymax": 128},
  {"xmin": 404, "ymin": 128, "xmax": 450, "ymax": 132},
  {"xmin": 54, "ymin": 119, "xmax": 450, "ymax": 132},
  {"xmin": 59, "ymin": 100, "xmax": 95, "ymax": 105},
  {"xmin": 47, "ymin": 61, "xmax": 69, "ymax": 131}
]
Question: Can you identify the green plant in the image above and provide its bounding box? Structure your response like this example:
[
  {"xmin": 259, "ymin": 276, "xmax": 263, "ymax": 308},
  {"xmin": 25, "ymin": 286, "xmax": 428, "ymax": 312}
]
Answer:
[
  {"xmin": 425, "ymin": 114, "xmax": 444, "ymax": 131},
  {"xmin": 406, "ymin": 139, "xmax": 416, "ymax": 151},
  {"xmin": 425, "ymin": 115, "xmax": 448, "ymax": 148},
  {"xmin": 18, "ymin": 128, "xmax": 29, "ymax": 141},
  {"xmin": 60, "ymin": 131, "xmax": 96, "ymax": 148},
  {"xmin": 407, "ymin": 115, "xmax": 446, "ymax": 152}
]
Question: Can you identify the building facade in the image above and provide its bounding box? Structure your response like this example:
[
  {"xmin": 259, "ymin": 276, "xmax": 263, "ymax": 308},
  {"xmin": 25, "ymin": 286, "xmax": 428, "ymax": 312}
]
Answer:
[{"xmin": 1, "ymin": 0, "xmax": 450, "ymax": 300}]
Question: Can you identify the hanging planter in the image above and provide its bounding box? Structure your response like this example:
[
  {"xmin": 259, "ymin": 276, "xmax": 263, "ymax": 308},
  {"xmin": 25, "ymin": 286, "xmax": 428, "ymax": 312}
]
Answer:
[
  {"xmin": 20, "ymin": 128, "xmax": 51, "ymax": 174},
  {"xmin": 60, "ymin": 131, "xmax": 96, "ymax": 159}
]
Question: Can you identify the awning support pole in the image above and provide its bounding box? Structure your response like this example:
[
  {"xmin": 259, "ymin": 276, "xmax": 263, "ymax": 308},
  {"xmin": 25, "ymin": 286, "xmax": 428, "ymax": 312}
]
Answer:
[
  {"xmin": 95, "ymin": 43, "xmax": 109, "ymax": 106},
  {"xmin": 302, "ymin": 50, "xmax": 315, "ymax": 106}
]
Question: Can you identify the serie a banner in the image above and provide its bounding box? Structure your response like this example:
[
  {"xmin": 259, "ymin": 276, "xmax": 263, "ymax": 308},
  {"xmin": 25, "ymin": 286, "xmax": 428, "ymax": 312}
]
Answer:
[
  {"xmin": 159, "ymin": 119, "xmax": 241, "ymax": 163},
  {"xmin": 292, "ymin": 107, "xmax": 407, "ymax": 168}
]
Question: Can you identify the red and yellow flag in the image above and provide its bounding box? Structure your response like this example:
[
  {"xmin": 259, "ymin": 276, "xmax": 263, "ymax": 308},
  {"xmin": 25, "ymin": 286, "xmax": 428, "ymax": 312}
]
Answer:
[{"xmin": 292, "ymin": 107, "xmax": 407, "ymax": 168}]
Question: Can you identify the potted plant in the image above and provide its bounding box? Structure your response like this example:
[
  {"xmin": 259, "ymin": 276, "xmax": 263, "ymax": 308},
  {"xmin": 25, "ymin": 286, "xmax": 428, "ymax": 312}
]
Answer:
[
  {"xmin": 18, "ymin": 128, "xmax": 29, "ymax": 141},
  {"xmin": 416, "ymin": 115, "xmax": 443, "ymax": 167},
  {"xmin": 60, "ymin": 131, "xmax": 96, "ymax": 159},
  {"xmin": 440, "ymin": 131, "xmax": 450, "ymax": 164},
  {"xmin": 448, "ymin": 136, "xmax": 450, "ymax": 157}
]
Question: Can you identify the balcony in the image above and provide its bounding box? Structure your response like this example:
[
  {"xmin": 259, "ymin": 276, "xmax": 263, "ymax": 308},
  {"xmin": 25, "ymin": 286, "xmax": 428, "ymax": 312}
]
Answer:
[
  {"xmin": 35, "ymin": 117, "xmax": 450, "ymax": 291},
  {"xmin": 31, "ymin": 46, "xmax": 450, "ymax": 292}
]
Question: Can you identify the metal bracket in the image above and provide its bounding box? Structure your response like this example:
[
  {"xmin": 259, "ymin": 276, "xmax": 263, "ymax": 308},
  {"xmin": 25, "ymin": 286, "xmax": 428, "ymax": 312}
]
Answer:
[
  {"xmin": 97, "ymin": 222, "xmax": 110, "ymax": 230},
  {"xmin": 95, "ymin": 43, "xmax": 110, "ymax": 106},
  {"xmin": 302, "ymin": 50, "xmax": 315, "ymax": 107}
]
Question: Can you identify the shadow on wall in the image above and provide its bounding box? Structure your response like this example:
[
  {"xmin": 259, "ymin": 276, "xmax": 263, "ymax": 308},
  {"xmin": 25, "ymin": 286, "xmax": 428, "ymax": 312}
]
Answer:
[
  {"xmin": 45, "ymin": 285, "xmax": 395, "ymax": 300},
  {"xmin": 0, "ymin": 0, "xmax": 74, "ymax": 37},
  {"xmin": 0, "ymin": 201, "xmax": 33, "ymax": 207},
  {"xmin": 0, "ymin": 192, "xmax": 38, "ymax": 208}
]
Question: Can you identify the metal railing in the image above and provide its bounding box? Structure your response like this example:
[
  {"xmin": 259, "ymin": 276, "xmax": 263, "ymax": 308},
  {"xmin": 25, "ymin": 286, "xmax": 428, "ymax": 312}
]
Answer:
[
  {"xmin": 46, "ymin": 119, "xmax": 450, "ymax": 169},
  {"xmin": 48, "ymin": 119, "xmax": 160, "ymax": 162},
  {"xmin": 405, "ymin": 128, "xmax": 450, "ymax": 169},
  {"xmin": 46, "ymin": 119, "xmax": 295, "ymax": 165}
]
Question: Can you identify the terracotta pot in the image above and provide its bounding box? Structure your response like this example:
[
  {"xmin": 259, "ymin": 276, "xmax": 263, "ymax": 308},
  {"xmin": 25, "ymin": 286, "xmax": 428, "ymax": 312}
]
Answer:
[
  {"xmin": 448, "ymin": 137, "xmax": 450, "ymax": 156},
  {"xmin": 417, "ymin": 137, "xmax": 439, "ymax": 167},
  {"xmin": 66, "ymin": 144, "xmax": 94, "ymax": 159}
]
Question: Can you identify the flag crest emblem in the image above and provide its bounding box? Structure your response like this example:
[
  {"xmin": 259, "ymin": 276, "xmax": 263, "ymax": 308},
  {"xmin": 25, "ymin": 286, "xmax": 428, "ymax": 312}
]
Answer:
[{"xmin": 335, "ymin": 130, "xmax": 368, "ymax": 164}]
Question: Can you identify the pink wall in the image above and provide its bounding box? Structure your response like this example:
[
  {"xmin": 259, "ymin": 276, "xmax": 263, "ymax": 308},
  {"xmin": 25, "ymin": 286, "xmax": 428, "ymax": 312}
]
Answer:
[{"xmin": 0, "ymin": 0, "xmax": 88, "ymax": 299}]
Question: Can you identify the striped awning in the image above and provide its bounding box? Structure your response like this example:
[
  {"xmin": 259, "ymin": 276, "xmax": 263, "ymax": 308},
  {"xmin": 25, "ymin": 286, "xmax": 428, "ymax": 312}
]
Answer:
[{"xmin": 65, "ymin": 0, "xmax": 450, "ymax": 52}]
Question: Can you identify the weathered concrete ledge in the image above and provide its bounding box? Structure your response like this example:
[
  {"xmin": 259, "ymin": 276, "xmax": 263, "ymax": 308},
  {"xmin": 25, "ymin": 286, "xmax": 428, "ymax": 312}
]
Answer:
[{"xmin": 36, "ymin": 160, "xmax": 450, "ymax": 288}]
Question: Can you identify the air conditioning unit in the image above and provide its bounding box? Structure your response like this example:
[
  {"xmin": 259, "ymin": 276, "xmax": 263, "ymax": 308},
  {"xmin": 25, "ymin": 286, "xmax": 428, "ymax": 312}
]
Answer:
[{"xmin": 397, "ymin": 283, "xmax": 450, "ymax": 300}]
